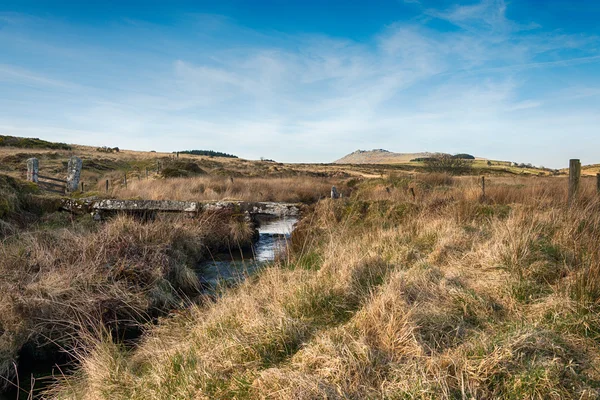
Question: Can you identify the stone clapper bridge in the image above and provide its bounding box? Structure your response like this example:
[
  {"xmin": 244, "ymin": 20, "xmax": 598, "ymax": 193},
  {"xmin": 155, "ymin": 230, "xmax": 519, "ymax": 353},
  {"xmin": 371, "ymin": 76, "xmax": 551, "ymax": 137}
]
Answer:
[{"xmin": 70, "ymin": 199, "xmax": 302, "ymax": 226}]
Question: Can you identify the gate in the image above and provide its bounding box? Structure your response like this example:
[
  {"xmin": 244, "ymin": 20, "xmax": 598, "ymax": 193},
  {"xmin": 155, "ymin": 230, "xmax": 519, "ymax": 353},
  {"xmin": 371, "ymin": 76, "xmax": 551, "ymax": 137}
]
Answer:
[{"xmin": 27, "ymin": 156, "xmax": 82, "ymax": 194}]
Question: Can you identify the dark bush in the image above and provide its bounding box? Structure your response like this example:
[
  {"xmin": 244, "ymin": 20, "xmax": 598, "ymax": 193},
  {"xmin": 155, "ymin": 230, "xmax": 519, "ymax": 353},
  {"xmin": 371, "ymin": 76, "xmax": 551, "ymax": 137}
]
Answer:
[
  {"xmin": 96, "ymin": 146, "xmax": 120, "ymax": 153},
  {"xmin": 452, "ymin": 153, "xmax": 475, "ymax": 159},
  {"xmin": 161, "ymin": 161, "xmax": 206, "ymax": 178},
  {"xmin": 177, "ymin": 150, "xmax": 238, "ymax": 158},
  {"xmin": 424, "ymin": 154, "xmax": 473, "ymax": 175}
]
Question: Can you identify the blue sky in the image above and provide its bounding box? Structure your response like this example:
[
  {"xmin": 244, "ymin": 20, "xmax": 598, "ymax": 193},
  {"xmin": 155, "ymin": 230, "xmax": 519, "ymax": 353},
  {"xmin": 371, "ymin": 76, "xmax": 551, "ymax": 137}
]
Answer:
[{"xmin": 1, "ymin": 0, "xmax": 599, "ymax": 167}]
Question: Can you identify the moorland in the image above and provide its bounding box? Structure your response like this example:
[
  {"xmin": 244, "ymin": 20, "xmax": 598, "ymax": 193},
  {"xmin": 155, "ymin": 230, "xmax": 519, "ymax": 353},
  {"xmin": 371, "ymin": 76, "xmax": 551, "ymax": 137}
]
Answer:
[{"xmin": 0, "ymin": 135, "xmax": 599, "ymax": 399}]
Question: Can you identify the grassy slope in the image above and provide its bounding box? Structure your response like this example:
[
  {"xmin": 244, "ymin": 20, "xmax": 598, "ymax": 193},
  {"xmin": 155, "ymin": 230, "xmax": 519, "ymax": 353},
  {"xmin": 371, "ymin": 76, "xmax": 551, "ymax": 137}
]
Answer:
[
  {"xmin": 0, "ymin": 136, "xmax": 562, "ymax": 199},
  {"xmin": 51, "ymin": 175, "xmax": 600, "ymax": 399},
  {"xmin": 581, "ymin": 164, "xmax": 600, "ymax": 176},
  {"xmin": 0, "ymin": 141, "xmax": 375, "ymax": 187},
  {"xmin": 0, "ymin": 174, "xmax": 256, "ymax": 392},
  {"xmin": 0, "ymin": 135, "xmax": 72, "ymax": 151}
]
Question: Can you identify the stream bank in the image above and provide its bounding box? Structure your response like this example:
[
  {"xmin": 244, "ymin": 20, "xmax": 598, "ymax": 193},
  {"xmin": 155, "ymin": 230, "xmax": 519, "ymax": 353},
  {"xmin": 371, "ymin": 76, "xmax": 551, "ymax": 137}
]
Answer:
[{"xmin": 1, "ymin": 211, "xmax": 298, "ymax": 399}]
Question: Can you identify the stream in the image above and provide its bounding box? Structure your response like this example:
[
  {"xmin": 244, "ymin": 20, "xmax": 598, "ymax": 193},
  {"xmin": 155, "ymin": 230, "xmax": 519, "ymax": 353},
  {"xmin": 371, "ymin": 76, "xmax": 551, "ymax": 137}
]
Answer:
[{"xmin": 197, "ymin": 215, "xmax": 298, "ymax": 289}]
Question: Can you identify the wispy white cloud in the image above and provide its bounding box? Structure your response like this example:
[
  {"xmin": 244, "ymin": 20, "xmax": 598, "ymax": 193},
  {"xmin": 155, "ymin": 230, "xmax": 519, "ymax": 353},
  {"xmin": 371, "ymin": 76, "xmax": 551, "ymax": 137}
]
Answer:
[
  {"xmin": 0, "ymin": 64, "xmax": 79, "ymax": 89},
  {"xmin": 426, "ymin": 0, "xmax": 540, "ymax": 34}
]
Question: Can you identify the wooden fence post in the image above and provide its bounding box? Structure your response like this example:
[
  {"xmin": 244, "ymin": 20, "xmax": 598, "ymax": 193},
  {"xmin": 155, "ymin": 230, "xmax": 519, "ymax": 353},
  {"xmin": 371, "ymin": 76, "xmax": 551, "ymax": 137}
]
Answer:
[
  {"xmin": 146, "ymin": 168, "xmax": 149, "ymax": 179},
  {"xmin": 27, "ymin": 158, "xmax": 39, "ymax": 183},
  {"xmin": 124, "ymin": 173, "xmax": 127, "ymax": 189},
  {"xmin": 568, "ymin": 159, "xmax": 581, "ymax": 205},
  {"xmin": 105, "ymin": 179, "xmax": 109, "ymax": 193},
  {"xmin": 596, "ymin": 173, "xmax": 600, "ymax": 195},
  {"xmin": 481, "ymin": 176, "xmax": 486, "ymax": 199},
  {"xmin": 81, "ymin": 182, "xmax": 84, "ymax": 192}
]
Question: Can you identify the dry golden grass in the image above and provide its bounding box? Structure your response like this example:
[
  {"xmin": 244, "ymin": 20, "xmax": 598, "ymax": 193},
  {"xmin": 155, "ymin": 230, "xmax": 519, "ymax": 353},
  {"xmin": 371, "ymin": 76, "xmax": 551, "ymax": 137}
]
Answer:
[
  {"xmin": 106, "ymin": 176, "xmax": 342, "ymax": 203},
  {"xmin": 0, "ymin": 142, "xmax": 384, "ymax": 191},
  {"xmin": 0, "ymin": 205, "xmax": 255, "ymax": 392},
  {"xmin": 47, "ymin": 175, "xmax": 600, "ymax": 399}
]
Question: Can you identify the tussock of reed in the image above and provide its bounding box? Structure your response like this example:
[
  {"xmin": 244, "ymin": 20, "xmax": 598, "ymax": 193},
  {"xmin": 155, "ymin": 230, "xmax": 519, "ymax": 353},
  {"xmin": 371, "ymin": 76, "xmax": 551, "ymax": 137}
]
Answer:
[
  {"xmin": 0, "ymin": 209, "xmax": 254, "ymax": 391},
  {"xmin": 50, "ymin": 177, "xmax": 600, "ymax": 399}
]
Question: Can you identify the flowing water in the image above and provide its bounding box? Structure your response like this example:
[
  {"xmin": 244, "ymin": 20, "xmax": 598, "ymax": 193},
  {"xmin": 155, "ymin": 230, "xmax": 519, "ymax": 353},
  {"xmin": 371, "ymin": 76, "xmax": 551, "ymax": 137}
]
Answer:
[{"xmin": 197, "ymin": 216, "xmax": 298, "ymax": 289}]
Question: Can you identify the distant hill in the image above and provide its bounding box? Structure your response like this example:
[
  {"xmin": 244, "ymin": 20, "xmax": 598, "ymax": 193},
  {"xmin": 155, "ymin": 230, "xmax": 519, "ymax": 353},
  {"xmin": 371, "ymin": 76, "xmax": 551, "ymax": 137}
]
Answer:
[
  {"xmin": 0, "ymin": 135, "xmax": 71, "ymax": 151},
  {"xmin": 334, "ymin": 149, "xmax": 453, "ymax": 164},
  {"xmin": 576, "ymin": 163, "xmax": 600, "ymax": 176}
]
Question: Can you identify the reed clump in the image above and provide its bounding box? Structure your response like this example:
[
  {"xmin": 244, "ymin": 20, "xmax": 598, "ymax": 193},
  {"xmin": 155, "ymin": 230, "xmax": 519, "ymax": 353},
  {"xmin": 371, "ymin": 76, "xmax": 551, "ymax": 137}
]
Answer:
[
  {"xmin": 0, "ymin": 205, "xmax": 254, "ymax": 391},
  {"xmin": 49, "ymin": 176, "xmax": 600, "ymax": 399}
]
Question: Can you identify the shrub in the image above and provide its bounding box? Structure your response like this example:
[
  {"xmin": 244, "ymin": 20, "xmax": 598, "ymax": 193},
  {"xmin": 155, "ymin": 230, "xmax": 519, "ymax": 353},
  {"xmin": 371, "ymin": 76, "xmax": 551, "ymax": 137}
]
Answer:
[
  {"xmin": 452, "ymin": 153, "xmax": 475, "ymax": 159},
  {"xmin": 96, "ymin": 146, "xmax": 120, "ymax": 153},
  {"xmin": 424, "ymin": 154, "xmax": 473, "ymax": 175},
  {"xmin": 161, "ymin": 161, "xmax": 206, "ymax": 178},
  {"xmin": 178, "ymin": 150, "xmax": 238, "ymax": 158}
]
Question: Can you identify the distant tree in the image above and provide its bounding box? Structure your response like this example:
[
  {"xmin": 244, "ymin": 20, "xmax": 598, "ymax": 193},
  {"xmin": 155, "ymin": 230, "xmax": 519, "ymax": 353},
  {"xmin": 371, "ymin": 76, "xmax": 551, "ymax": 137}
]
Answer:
[
  {"xmin": 178, "ymin": 150, "xmax": 238, "ymax": 158},
  {"xmin": 452, "ymin": 153, "xmax": 475, "ymax": 160},
  {"xmin": 410, "ymin": 157, "xmax": 435, "ymax": 162},
  {"xmin": 424, "ymin": 154, "xmax": 473, "ymax": 175}
]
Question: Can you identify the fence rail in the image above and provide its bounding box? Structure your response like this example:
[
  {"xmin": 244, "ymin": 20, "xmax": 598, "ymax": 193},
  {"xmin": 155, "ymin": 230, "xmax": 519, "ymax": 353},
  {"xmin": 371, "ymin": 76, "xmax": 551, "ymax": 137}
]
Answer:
[
  {"xmin": 38, "ymin": 174, "xmax": 67, "ymax": 183},
  {"xmin": 37, "ymin": 175, "xmax": 67, "ymax": 194},
  {"xmin": 38, "ymin": 182, "xmax": 66, "ymax": 194},
  {"xmin": 38, "ymin": 180, "xmax": 65, "ymax": 189}
]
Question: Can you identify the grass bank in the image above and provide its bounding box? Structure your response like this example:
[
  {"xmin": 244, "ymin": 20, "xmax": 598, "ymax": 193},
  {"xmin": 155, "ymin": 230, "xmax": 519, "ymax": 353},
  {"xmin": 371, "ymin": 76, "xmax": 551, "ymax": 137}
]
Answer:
[
  {"xmin": 0, "ymin": 175, "xmax": 255, "ymax": 394},
  {"xmin": 49, "ymin": 176, "xmax": 600, "ymax": 399}
]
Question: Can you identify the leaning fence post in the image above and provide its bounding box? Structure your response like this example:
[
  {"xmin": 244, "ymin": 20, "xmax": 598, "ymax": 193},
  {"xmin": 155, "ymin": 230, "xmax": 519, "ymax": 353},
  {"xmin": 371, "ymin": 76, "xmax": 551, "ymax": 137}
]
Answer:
[
  {"xmin": 27, "ymin": 158, "xmax": 39, "ymax": 183},
  {"xmin": 66, "ymin": 156, "xmax": 82, "ymax": 192},
  {"xmin": 568, "ymin": 159, "xmax": 581, "ymax": 205}
]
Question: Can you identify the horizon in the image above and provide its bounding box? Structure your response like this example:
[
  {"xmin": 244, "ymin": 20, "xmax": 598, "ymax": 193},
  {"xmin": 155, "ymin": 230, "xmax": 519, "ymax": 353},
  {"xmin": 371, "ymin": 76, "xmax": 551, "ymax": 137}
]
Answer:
[{"xmin": 1, "ymin": 1, "xmax": 600, "ymax": 168}]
